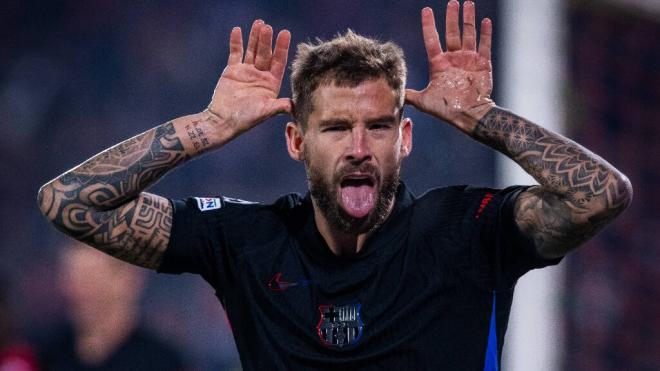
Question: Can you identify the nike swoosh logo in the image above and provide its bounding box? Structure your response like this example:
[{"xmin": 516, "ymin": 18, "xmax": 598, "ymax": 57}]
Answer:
[{"xmin": 268, "ymin": 272, "xmax": 310, "ymax": 291}]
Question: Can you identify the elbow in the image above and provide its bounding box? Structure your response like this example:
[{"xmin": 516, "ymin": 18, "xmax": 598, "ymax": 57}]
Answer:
[
  {"xmin": 617, "ymin": 173, "xmax": 634, "ymax": 211},
  {"xmin": 37, "ymin": 182, "xmax": 87, "ymax": 237},
  {"xmin": 586, "ymin": 173, "xmax": 633, "ymax": 224},
  {"xmin": 37, "ymin": 182, "xmax": 55, "ymax": 221},
  {"xmin": 597, "ymin": 173, "xmax": 633, "ymax": 220}
]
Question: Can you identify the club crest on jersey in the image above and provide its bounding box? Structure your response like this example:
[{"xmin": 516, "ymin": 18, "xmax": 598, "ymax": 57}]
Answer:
[
  {"xmin": 194, "ymin": 197, "xmax": 222, "ymax": 211},
  {"xmin": 316, "ymin": 303, "xmax": 363, "ymax": 348}
]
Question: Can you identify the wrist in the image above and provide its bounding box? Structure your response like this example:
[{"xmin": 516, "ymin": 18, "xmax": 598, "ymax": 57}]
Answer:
[
  {"xmin": 450, "ymin": 101, "xmax": 496, "ymax": 136},
  {"xmin": 172, "ymin": 110, "xmax": 240, "ymax": 157}
]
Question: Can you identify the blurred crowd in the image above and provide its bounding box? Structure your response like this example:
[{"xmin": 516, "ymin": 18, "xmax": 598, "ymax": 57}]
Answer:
[
  {"xmin": 566, "ymin": 3, "xmax": 660, "ymax": 370},
  {"xmin": 0, "ymin": 0, "xmax": 657, "ymax": 370}
]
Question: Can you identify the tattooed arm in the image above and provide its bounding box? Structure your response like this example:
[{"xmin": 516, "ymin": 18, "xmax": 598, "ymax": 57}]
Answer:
[
  {"xmin": 39, "ymin": 116, "xmax": 208, "ymax": 268},
  {"xmin": 474, "ymin": 109, "xmax": 632, "ymax": 258},
  {"xmin": 37, "ymin": 21, "xmax": 292, "ymax": 269},
  {"xmin": 407, "ymin": 1, "xmax": 632, "ymax": 258}
]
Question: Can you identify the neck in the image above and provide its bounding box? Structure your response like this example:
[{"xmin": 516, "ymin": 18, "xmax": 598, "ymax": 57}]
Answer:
[{"xmin": 312, "ymin": 198, "xmax": 395, "ymax": 256}]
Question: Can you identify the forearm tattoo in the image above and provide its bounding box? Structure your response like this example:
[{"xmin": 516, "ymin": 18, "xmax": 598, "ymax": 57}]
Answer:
[
  {"xmin": 38, "ymin": 122, "xmax": 187, "ymax": 268},
  {"xmin": 474, "ymin": 108, "xmax": 632, "ymax": 257},
  {"xmin": 185, "ymin": 118, "xmax": 212, "ymax": 153}
]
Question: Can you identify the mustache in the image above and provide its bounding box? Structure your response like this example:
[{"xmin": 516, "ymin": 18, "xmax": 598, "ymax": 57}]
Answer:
[{"xmin": 334, "ymin": 162, "xmax": 380, "ymax": 183}]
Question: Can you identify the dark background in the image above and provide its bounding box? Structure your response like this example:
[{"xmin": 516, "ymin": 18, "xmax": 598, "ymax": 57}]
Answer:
[{"xmin": 1, "ymin": 0, "xmax": 657, "ymax": 369}]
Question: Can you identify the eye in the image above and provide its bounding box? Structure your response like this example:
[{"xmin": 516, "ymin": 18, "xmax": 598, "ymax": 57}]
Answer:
[
  {"xmin": 322, "ymin": 126, "xmax": 347, "ymax": 132},
  {"xmin": 369, "ymin": 123, "xmax": 393, "ymax": 130}
]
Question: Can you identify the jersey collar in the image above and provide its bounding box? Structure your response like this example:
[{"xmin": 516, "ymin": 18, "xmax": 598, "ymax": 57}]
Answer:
[{"xmin": 297, "ymin": 181, "xmax": 415, "ymax": 263}]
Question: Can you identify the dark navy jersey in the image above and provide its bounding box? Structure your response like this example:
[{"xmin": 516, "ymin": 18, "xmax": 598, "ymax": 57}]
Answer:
[{"xmin": 158, "ymin": 183, "xmax": 561, "ymax": 370}]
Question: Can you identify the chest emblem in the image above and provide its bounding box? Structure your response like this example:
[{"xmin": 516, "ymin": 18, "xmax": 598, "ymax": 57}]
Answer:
[{"xmin": 316, "ymin": 303, "xmax": 363, "ymax": 348}]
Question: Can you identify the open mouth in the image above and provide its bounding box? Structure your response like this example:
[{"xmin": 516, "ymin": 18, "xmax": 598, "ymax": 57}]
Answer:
[
  {"xmin": 340, "ymin": 177, "xmax": 375, "ymax": 188},
  {"xmin": 339, "ymin": 174, "xmax": 377, "ymax": 219}
]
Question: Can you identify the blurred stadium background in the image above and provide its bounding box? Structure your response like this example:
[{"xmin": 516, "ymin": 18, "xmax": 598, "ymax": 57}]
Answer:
[{"xmin": 1, "ymin": 0, "xmax": 658, "ymax": 369}]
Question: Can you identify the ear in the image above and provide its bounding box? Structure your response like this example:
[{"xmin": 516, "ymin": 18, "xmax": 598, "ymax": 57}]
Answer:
[
  {"xmin": 285, "ymin": 122, "xmax": 305, "ymax": 161},
  {"xmin": 400, "ymin": 117, "xmax": 413, "ymax": 158}
]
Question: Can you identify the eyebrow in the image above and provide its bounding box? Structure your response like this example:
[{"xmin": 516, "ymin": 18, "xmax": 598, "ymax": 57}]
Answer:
[{"xmin": 365, "ymin": 115, "xmax": 398, "ymax": 125}]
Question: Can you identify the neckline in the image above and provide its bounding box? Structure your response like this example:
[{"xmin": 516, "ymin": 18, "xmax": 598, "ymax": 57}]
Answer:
[{"xmin": 297, "ymin": 182, "xmax": 415, "ymax": 263}]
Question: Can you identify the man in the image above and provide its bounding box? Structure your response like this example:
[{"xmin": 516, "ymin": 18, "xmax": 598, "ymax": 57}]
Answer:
[
  {"xmin": 35, "ymin": 242, "xmax": 185, "ymax": 370},
  {"xmin": 37, "ymin": 1, "xmax": 632, "ymax": 369}
]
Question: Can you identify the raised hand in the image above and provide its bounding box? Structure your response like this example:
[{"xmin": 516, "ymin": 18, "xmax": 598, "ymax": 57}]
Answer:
[
  {"xmin": 207, "ymin": 20, "xmax": 292, "ymax": 137},
  {"xmin": 406, "ymin": 1, "xmax": 495, "ymax": 134},
  {"xmin": 37, "ymin": 21, "xmax": 294, "ymax": 270}
]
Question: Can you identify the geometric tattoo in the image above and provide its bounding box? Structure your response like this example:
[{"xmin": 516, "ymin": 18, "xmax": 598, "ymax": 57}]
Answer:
[
  {"xmin": 37, "ymin": 122, "xmax": 187, "ymax": 269},
  {"xmin": 475, "ymin": 108, "xmax": 632, "ymax": 258}
]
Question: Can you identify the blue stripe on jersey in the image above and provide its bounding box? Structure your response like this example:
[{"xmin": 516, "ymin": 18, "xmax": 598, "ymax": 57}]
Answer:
[{"xmin": 484, "ymin": 292, "xmax": 499, "ymax": 371}]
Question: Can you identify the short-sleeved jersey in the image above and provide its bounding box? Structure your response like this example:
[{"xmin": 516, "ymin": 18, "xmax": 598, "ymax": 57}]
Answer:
[{"xmin": 158, "ymin": 183, "xmax": 561, "ymax": 370}]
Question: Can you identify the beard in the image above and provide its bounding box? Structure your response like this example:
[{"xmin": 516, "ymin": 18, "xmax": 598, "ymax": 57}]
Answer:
[{"xmin": 305, "ymin": 156, "xmax": 400, "ymax": 235}]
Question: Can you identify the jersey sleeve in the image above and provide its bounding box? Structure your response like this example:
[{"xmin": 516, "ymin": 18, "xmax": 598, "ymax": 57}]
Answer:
[
  {"xmin": 469, "ymin": 185, "xmax": 563, "ymax": 289},
  {"xmin": 418, "ymin": 185, "xmax": 562, "ymax": 290},
  {"xmin": 156, "ymin": 196, "xmax": 253, "ymax": 289}
]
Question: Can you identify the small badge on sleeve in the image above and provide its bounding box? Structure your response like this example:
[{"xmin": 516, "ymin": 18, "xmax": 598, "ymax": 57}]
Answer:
[{"xmin": 194, "ymin": 197, "xmax": 223, "ymax": 211}]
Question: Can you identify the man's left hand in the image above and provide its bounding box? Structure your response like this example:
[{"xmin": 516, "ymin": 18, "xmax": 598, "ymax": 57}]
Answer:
[{"xmin": 406, "ymin": 1, "xmax": 495, "ymax": 135}]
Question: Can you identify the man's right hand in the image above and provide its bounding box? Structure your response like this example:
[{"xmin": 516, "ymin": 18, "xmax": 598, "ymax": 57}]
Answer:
[{"xmin": 206, "ymin": 20, "xmax": 292, "ymax": 142}]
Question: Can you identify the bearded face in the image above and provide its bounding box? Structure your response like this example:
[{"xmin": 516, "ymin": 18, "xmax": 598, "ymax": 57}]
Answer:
[
  {"xmin": 285, "ymin": 78, "xmax": 412, "ymax": 236},
  {"xmin": 305, "ymin": 150, "xmax": 400, "ymax": 234}
]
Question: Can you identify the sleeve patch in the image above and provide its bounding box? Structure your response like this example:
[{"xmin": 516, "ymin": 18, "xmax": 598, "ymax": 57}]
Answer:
[{"xmin": 195, "ymin": 197, "xmax": 223, "ymax": 211}]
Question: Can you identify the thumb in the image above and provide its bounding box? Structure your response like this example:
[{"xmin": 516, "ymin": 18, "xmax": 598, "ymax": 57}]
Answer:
[
  {"xmin": 271, "ymin": 97, "xmax": 293, "ymax": 116},
  {"xmin": 405, "ymin": 89, "xmax": 422, "ymax": 108}
]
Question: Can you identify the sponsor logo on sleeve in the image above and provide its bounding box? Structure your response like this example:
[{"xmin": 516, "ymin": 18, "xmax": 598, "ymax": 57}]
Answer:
[{"xmin": 194, "ymin": 197, "xmax": 223, "ymax": 211}]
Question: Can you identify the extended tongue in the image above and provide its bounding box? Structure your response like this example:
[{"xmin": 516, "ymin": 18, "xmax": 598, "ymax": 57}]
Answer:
[{"xmin": 340, "ymin": 184, "xmax": 375, "ymax": 218}]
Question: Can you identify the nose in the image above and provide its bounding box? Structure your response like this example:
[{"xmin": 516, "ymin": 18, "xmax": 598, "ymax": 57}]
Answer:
[{"xmin": 345, "ymin": 127, "xmax": 372, "ymax": 163}]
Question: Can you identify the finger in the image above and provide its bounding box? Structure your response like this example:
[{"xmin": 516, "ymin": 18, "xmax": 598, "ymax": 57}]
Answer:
[
  {"xmin": 478, "ymin": 18, "xmax": 493, "ymax": 60},
  {"xmin": 421, "ymin": 7, "xmax": 443, "ymax": 60},
  {"xmin": 244, "ymin": 19, "xmax": 264, "ymax": 64},
  {"xmin": 270, "ymin": 30, "xmax": 291, "ymax": 80},
  {"xmin": 445, "ymin": 0, "xmax": 461, "ymax": 52},
  {"xmin": 462, "ymin": 1, "xmax": 477, "ymax": 51},
  {"xmin": 227, "ymin": 27, "xmax": 243, "ymax": 65},
  {"xmin": 405, "ymin": 88, "xmax": 422, "ymax": 108},
  {"xmin": 254, "ymin": 24, "xmax": 273, "ymax": 71}
]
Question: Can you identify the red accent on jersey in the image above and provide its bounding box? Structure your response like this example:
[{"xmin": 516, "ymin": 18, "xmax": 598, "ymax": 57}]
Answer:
[{"xmin": 475, "ymin": 193, "xmax": 495, "ymax": 219}]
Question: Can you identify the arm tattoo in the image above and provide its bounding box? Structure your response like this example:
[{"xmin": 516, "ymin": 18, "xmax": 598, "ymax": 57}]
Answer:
[
  {"xmin": 185, "ymin": 118, "xmax": 212, "ymax": 154},
  {"xmin": 474, "ymin": 107, "xmax": 633, "ymax": 258},
  {"xmin": 38, "ymin": 122, "xmax": 187, "ymax": 268}
]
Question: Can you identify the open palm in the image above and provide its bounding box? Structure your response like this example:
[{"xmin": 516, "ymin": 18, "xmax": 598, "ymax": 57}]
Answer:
[
  {"xmin": 208, "ymin": 20, "xmax": 292, "ymax": 136},
  {"xmin": 406, "ymin": 1, "xmax": 495, "ymax": 134}
]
